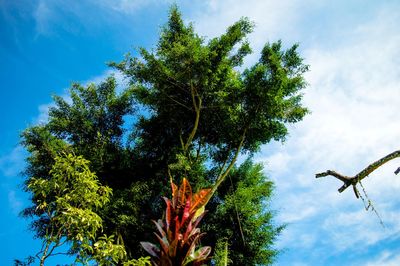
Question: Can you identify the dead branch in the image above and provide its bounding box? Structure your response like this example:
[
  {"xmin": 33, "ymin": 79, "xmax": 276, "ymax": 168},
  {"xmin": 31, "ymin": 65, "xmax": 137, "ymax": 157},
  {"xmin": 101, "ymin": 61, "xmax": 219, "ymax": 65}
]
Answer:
[{"xmin": 316, "ymin": 150, "xmax": 400, "ymax": 197}]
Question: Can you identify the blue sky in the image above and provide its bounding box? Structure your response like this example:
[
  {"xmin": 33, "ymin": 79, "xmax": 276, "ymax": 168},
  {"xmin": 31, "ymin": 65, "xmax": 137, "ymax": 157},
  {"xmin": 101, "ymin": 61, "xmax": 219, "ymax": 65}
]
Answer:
[{"xmin": 1, "ymin": 0, "xmax": 400, "ymax": 265}]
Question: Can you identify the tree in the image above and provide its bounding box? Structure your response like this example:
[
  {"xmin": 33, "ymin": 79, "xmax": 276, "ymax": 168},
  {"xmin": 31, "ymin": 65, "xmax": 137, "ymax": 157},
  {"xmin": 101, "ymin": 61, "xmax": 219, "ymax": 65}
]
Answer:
[
  {"xmin": 24, "ymin": 153, "xmax": 125, "ymax": 265},
  {"xmin": 21, "ymin": 5, "xmax": 309, "ymax": 265}
]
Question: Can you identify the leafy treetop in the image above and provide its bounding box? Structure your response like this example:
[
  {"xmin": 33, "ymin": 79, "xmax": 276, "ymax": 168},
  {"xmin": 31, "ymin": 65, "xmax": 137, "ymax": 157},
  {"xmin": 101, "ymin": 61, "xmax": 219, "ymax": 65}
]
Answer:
[{"xmin": 111, "ymin": 5, "xmax": 309, "ymax": 197}]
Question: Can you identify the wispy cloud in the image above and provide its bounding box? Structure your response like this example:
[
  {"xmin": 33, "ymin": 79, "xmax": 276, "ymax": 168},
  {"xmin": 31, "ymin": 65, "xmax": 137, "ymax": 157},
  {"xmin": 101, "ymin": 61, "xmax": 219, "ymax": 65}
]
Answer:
[
  {"xmin": 0, "ymin": 146, "xmax": 28, "ymax": 217},
  {"xmin": 31, "ymin": 0, "xmax": 171, "ymax": 36},
  {"xmin": 8, "ymin": 190, "xmax": 23, "ymax": 215},
  {"xmin": 364, "ymin": 250, "xmax": 400, "ymax": 266},
  {"xmin": 97, "ymin": 0, "xmax": 171, "ymax": 14},
  {"xmin": 0, "ymin": 146, "xmax": 26, "ymax": 178},
  {"xmin": 254, "ymin": 4, "xmax": 400, "ymax": 264},
  {"xmin": 33, "ymin": 0, "xmax": 53, "ymax": 36},
  {"xmin": 190, "ymin": 0, "xmax": 313, "ymax": 67}
]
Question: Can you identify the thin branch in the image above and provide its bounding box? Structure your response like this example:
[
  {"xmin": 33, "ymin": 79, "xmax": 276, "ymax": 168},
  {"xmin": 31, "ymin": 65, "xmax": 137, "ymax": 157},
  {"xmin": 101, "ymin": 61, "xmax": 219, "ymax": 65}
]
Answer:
[
  {"xmin": 395, "ymin": 167, "xmax": 400, "ymax": 175},
  {"xmin": 229, "ymin": 174, "xmax": 246, "ymax": 247},
  {"xmin": 316, "ymin": 150, "xmax": 400, "ymax": 196},
  {"xmin": 217, "ymin": 157, "xmax": 229, "ymax": 179},
  {"xmin": 165, "ymin": 76, "xmax": 188, "ymax": 94},
  {"xmin": 215, "ymin": 129, "xmax": 247, "ymax": 189},
  {"xmin": 165, "ymin": 94, "xmax": 191, "ymax": 110},
  {"xmin": 179, "ymin": 132, "xmax": 185, "ymax": 151},
  {"xmin": 183, "ymin": 84, "xmax": 201, "ymax": 152},
  {"xmin": 204, "ymin": 128, "xmax": 247, "ymax": 205},
  {"xmin": 47, "ymin": 252, "xmax": 70, "ymax": 257},
  {"xmin": 46, "ymin": 237, "xmax": 67, "ymax": 258},
  {"xmin": 45, "ymin": 242, "xmax": 59, "ymax": 261}
]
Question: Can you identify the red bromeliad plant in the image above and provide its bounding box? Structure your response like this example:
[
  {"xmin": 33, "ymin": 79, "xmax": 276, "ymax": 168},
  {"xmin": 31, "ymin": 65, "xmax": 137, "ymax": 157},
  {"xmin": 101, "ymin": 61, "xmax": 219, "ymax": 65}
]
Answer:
[{"xmin": 140, "ymin": 178, "xmax": 212, "ymax": 266}]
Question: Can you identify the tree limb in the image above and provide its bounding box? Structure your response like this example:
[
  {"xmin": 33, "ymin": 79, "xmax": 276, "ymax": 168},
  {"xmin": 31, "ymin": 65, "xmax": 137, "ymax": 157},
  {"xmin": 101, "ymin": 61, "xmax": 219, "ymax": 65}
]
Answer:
[
  {"xmin": 206, "ymin": 128, "xmax": 247, "ymax": 204},
  {"xmin": 316, "ymin": 150, "xmax": 400, "ymax": 196},
  {"xmin": 183, "ymin": 84, "xmax": 201, "ymax": 152}
]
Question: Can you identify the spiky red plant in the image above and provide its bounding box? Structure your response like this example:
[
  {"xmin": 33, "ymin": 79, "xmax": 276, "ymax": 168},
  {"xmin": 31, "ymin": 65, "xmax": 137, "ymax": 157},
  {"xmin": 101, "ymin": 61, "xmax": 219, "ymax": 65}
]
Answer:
[{"xmin": 141, "ymin": 178, "xmax": 212, "ymax": 266}]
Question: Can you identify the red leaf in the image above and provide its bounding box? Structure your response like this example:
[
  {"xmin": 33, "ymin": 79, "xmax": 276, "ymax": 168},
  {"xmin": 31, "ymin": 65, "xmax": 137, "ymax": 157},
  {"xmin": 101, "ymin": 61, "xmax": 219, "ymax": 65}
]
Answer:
[
  {"xmin": 183, "ymin": 219, "xmax": 193, "ymax": 241},
  {"xmin": 190, "ymin": 188, "xmax": 211, "ymax": 213},
  {"xmin": 170, "ymin": 178, "xmax": 178, "ymax": 198},
  {"xmin": 174, "ymin": 216, "xmax": 181, "ymax": 240},
  {"xmin": 163, "ymin": 197, "xmax": 172, "ymax": 230},
  {"xmin": 178, "ymin": 178, "xmax": 192, "ymax": 207},
  {"xmin": 181, "ymin": 198, "xmax": 191, "ymax": 225},
  {"xmin": 168, "ymin": 238, "xmax": 178, "ymax": 258},
  {"xmin": 155, "ymin": 233, "xmax": 169, "ymax": 255}
]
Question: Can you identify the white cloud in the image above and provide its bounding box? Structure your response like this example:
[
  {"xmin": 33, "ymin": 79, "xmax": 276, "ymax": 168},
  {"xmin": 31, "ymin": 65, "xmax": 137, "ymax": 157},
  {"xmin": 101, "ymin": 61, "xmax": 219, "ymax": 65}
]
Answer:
[
  {"xmin": 0, "ymin": 147, "xmax": 28, "ymax": 216},
  {"xmin": 189, "ymin": 0, "xmax": 316, "ymax": 67},
  {"xmin": 254, "ymin": 3, "xmax": 400, "ymax": 262},
  {"xmin": 36, "ymin": 102, "xmax": 54, "ymax": 125},
  {"xmin": 364, "ymin": 250, "xmax": 400, "ymax": 266},
  {"xmin": 33, "ymin": 0, "xmax": 53, "ymax": 35},
  {"xmin": 98, "ymin": 0, "xmax": 171, "ymax": 14},
  {"xmin": 191, "ymin": 0, "xmax": 307, "ymax": 38},
  {"xmin": 0, "ymin": 146, "xmax": 26, "ymax": 178},
  {"xmin": 8, "ymin": 190, "xmax": 23, "ymax": 215},
  {"xmin": 31, "ymin": 0, "xmax": 172, "ymax": 36}
]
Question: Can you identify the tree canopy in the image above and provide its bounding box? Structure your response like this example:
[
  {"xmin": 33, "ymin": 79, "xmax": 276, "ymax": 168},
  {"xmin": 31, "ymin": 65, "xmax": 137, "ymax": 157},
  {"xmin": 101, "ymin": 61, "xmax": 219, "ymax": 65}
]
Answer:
[{"xmin": 21, "ymin": 5, "xmax": 308, "ymax": 265}]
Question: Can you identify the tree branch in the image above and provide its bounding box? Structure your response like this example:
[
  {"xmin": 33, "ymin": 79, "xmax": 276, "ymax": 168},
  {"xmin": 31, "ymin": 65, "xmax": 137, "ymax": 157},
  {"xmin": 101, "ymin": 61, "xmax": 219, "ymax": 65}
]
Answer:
[
  {"xmin": 316, "ymin": 150, "xmax": 400, "ymax": 196},
  {"xmin": 183, "ymin": 84, "xmax": 201, "ymax": 152},
  {"xmin": 229, "ymin": 174, "xmax": 246, "ymax": 246},
  {"xmin": 205, "ymin": 128, "xmax": 247, "ymax": 205},
  {"xmin": 165, "ymin": 94, "xmax": 191, "ymax": 110}
]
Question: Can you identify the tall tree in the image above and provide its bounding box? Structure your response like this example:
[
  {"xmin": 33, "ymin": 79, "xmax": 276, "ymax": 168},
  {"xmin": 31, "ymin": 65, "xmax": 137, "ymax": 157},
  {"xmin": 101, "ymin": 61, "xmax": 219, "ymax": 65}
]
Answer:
[{"xmin": 21, "ymin": 5, "xmax": 309, "ymax": 265}]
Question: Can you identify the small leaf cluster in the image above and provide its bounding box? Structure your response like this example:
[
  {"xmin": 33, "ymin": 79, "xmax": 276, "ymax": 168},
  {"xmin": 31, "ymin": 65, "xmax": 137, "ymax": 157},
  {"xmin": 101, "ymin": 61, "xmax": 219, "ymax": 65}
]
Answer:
[{"xmin": 27, "ymin": 153, "xmax": 126, "ymax": 264}]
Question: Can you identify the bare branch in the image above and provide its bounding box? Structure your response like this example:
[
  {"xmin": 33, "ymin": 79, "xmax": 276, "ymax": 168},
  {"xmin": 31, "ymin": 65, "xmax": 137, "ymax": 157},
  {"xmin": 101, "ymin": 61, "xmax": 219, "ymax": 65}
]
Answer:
[
  {"xmin": 316, "ymin": 150, "xmax": 400, "ymax": 196},
  {"xmin": 395, "ymin": 167, "xmax": 400, "ymax": 175}
]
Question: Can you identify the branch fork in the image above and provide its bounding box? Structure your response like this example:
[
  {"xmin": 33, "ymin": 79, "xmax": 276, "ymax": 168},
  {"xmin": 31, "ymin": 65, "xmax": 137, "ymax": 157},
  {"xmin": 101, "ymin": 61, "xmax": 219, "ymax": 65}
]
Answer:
[{"xmin": 316, "ymin": 150, "xmax": 400, "ymax": 197}]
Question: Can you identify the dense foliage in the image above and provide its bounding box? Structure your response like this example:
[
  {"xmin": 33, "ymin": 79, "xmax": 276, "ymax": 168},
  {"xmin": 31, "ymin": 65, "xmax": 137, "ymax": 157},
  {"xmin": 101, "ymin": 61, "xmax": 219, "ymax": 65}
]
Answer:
[
  {"xmin": 21, "ymin": 5, "xmax": 308, "ymax": 265},
  {"xmin": 25, "ymin": 153, "xmax": 126, "ymax": 265},
  {"xmin": 204, "ymin": 160, "xmax": 283, "ymax": 265}
]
